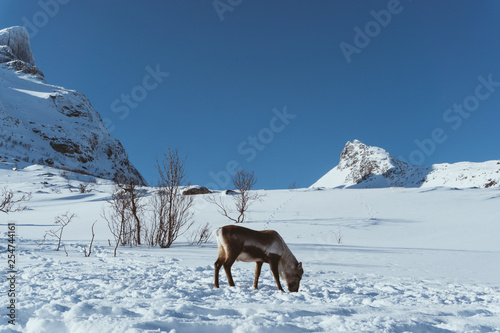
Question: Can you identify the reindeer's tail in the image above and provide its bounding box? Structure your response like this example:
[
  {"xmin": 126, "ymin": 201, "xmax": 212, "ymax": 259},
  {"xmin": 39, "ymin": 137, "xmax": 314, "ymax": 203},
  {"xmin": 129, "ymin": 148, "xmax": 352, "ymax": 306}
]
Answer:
[{"xmin": 212, "ymin": 227, "xmax": 222, "ymax": 247}]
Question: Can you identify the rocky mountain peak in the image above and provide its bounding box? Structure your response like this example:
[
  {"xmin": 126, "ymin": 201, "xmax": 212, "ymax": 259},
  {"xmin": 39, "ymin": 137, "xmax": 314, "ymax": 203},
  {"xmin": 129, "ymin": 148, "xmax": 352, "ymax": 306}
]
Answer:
[
  {"xmin": 0, "ymin": 26, "xmax": 35, "ymax": 65},
  {"xmin": 0, "ymin": 26, "xmax": 146, "ymax": 185},
  {"xmin": 0, "ymin": 26, "xmax": 44, "ymax": 79},
  {"xmin": 311, "ymin": 140, "xmax": 500, "ymax": 189},
  {"xmin": 337, "ymin": 140, "xmax": 403, "ymax": 184}
]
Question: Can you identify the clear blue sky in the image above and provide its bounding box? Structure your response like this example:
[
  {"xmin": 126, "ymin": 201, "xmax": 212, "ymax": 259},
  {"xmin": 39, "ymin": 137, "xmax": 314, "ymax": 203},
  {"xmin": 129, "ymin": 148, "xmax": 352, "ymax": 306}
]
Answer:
[{"xmin": 2, "ymin": 1, "xmax": 500, "ymax": 189}]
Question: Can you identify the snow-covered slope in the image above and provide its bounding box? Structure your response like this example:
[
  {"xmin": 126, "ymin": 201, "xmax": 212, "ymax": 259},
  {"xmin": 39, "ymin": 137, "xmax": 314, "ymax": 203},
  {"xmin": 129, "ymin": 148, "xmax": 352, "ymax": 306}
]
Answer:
[
  {"xmin": 312, "ymin": 140, "xmax": 500, "ymax": 189},
  {"xmin": 0, "ymin": 26, "xmax": 146, "ymax": 185},
  {"xmin": 1, "ymin": 163, "xmax": 499, "ymax": 332}
]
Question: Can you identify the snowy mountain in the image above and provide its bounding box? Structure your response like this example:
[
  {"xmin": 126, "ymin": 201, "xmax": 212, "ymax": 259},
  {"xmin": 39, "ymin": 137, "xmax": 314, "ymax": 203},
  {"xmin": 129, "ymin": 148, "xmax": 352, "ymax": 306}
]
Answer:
[
  {"xmin": 311, "ymin": 139, "xmax": 500, "ymax": 189},
  {"xmin": 0, "ymin": 26, "xmax": 146, "ymax": 185}
]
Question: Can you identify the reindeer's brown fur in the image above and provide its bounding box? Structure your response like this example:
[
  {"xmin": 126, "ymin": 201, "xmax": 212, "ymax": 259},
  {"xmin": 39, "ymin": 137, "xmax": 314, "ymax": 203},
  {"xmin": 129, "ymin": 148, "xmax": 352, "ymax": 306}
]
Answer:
[{"xmin": 214, "ymin": 225, "xmax": 303, "ymax": 292}]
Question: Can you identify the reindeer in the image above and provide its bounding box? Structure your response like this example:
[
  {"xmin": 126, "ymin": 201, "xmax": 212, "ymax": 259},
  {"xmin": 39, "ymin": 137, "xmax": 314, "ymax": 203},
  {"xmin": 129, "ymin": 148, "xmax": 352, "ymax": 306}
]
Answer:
[{"xmin": 214, "ymin": 225, "xmax": 303, "ymax": 292}]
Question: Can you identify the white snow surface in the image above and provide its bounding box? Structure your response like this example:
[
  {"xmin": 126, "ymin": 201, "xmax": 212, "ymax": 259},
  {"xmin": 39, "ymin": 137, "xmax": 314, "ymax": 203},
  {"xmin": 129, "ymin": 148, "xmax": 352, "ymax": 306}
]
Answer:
[
  {"xmin": 1, "ymin": 163, "xmax": 500, "ymax": 332},
  {"xmin": 312, "ymin": 140, "xmax": 500, "ymax": 189}
]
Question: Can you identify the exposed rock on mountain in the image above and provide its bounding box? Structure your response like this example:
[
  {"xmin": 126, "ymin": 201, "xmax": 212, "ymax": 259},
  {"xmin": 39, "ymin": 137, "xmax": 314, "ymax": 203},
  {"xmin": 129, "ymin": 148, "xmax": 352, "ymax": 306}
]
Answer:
[
  {"xmin": 311, "ymin": 140, "xmax": 500, "ymax": 189},
  {"xmin": 0, "ymin": 26, "xmax": 146, "ymax": 185},
  {"xmin": 0, "ymin": 26, "xmax": 35, "ymax": 65},
  {"xmin": 0, "ymin": 26, "xmax": 44, "ymax": 80},
  {"xmin": 182, "ymin": 186, "xmax": 212, "ymax": 195}
]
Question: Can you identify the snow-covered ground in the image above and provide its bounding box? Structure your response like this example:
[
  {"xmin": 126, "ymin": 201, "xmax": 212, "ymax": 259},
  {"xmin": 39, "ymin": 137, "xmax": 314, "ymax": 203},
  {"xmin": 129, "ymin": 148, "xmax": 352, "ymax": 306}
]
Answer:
[{"xmin": 1, "ymin": 163, "xmax": 500, "ymax": 332}]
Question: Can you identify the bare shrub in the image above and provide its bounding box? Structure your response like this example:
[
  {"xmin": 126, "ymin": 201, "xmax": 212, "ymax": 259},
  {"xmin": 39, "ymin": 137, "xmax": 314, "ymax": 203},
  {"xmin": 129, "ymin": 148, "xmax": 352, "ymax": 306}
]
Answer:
[
  {"xmin": 149, "ymin": 148, "xmax": 194, "ymax": 248},
  {"xmin": 188, "ymin": 222, "xmax": 212, "ymax": 246},
  {"xmin": 41, "ymin": 211, "xmax": 77, "ymax": 251},
  {"xmin": 84, "ymin": 221, "xmax": 97, "ymax": 257},
  {"xmin": 335, "ymin": 230, "xmax": 343, "ymax": 245},
  {"xmin": 207, "ymin": 169, "xmax": 262, "ymax": 223},
  {"xmin": 78, "ymin": 182, "xmax": 95, "ymax": 193},
  {"xmin": 0, "ymin": 187, "xmax": 31, "ymax": 214},
  {"xmin": 102, "ymin": 184, "xmax": 132, "ymax": 256},
  {"xmin": 66, "ymin": 178, "xmax": 74, "ymax": 193},
  {"xmin": 117, "ymin": 180, "xmax": 146, "ymax": 245}
]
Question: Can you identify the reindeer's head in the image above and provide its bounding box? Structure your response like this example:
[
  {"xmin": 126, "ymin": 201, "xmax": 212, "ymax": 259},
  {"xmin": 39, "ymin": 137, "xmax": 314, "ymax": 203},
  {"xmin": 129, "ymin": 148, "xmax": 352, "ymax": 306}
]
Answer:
[{"xmin": 285, "ymin": 262, "xmax": 303, "ymax": 292}]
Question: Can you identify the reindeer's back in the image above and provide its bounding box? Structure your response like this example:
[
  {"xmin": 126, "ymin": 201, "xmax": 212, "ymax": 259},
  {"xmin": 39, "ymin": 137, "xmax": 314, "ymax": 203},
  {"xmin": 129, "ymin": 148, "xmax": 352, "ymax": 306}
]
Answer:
[{"xmin": 216, "ymin": 225, "xmax": 284, "ymax": 254}]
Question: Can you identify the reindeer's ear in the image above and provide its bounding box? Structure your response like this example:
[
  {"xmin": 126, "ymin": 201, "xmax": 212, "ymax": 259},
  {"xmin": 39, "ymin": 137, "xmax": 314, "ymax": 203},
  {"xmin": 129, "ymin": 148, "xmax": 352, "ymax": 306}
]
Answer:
[{"xmin": 298, "ymin": 262, "xmax": 302, "ymax": 270}]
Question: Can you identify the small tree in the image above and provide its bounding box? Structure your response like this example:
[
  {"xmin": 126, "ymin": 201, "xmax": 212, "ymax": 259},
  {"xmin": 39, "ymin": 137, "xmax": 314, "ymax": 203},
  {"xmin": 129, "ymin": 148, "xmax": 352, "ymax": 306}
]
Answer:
[
  {"xmin": 41, "ymin": 211, "xmax": 77, "ymax": 251},
  {"xmin": 148, "ymin": 187, "xmax": 167, "ymax": 246},
  {"xmin": 0, "ymin": 187, "xmax": 31, "ymax": 214},
  {"xmin": 207, "ymin": 169, "xmax": 261, "ymax": 223},
  {"xmin": 102, "ymin": 184, "xmax": 132, "ymax": 256},
  {"xmin": 118, "ymin": 180, "xmax": 146, "ymax": 246},
  {"xmin": 83, "ymin": 221, "xmax": 97, "ymax": 257},
  {"xmin": 105, "ymin": 176, "xmax": 146, "ymax": 247},
  {"xmin": 78, "ymin": 182, "xmax": 95, "ymax": 193},
  {"xmin": 150, "ymin": 148, "xmax": 194, "ymax": 248},
  {"xmin": 232, "ymin": 170, "xmax": 259, "ymax": 223},
  {"xmin": 188, "ymin": 222, "xmax": 212, "ymax": 246}
]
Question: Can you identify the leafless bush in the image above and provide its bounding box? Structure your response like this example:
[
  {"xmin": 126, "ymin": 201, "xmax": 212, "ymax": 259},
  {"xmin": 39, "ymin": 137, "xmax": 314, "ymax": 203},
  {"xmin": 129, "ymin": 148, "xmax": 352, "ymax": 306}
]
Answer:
[
  {"xmin": 0, "ymin": 187, "xmax": 31, "ymax": 214},
  {"xmin": 83, "ymin": 221, "xmax": 97, "ymax": 257},
  {"xmin": 116, "ymin": 179, "xmax": 146, "ymax": 245},
  {"xmin": 79, "ymin": 182, "xmax": 95, "ymax": 193},
  {"xmin": 149, "ymin": 148, "xmax": 194, "ymax": 248},
  {"xmin": 207, "ymin": 169, "xmax": 262, "ymax": 223},
  {"xmin": 102, "ymin": 175, "xmax": 147, "ymax": 247},
  {"xmin": 66, "ymin": 178, "xmax": 75, "ymax": 193},
  {"xmin": 102, "ymin": 184, "xmax": 133, "ymax": 256},
  {"xmin": 41, "ymin": 211, "xmax": 77, "ymax": 251},
  {"xmin": 188, "ymin": 222, "xmax": 212, "ymax": 246},
  {"xmin": 335, "ymin": 231, "xmax": 343, "ymax": 245}
]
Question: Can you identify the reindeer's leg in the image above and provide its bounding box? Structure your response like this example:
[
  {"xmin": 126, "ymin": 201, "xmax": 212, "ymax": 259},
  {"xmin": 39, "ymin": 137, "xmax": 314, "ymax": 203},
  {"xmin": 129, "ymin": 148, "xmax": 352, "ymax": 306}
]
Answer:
[
  {"xmin": 214, "ymin": 247, "xmax": 226, "ymax": 289},
  {"xmin": 252, "ymin": 261, "xmax": 263, "ymax": 289},
  {"xmin": 269, "ymin": 256, "xmax": 284, "ymax": 292},
  {"xmin": 214, "ymin": 258, "xmax": 224, "ymax": 289},
  {"xmin": 223, "ymin": 252, "xmax": 238, "ymax": 287}
]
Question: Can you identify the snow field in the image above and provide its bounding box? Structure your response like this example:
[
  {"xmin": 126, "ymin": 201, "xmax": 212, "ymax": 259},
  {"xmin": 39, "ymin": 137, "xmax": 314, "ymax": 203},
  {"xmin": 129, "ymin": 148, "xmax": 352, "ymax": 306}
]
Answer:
[
  {"xmin": 0, "ymin": 164, "xmax": 499, "ymax": 332},
  {"xmin": 2, "ymin": 241, "xmax": 498, "ymax": 333}
]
